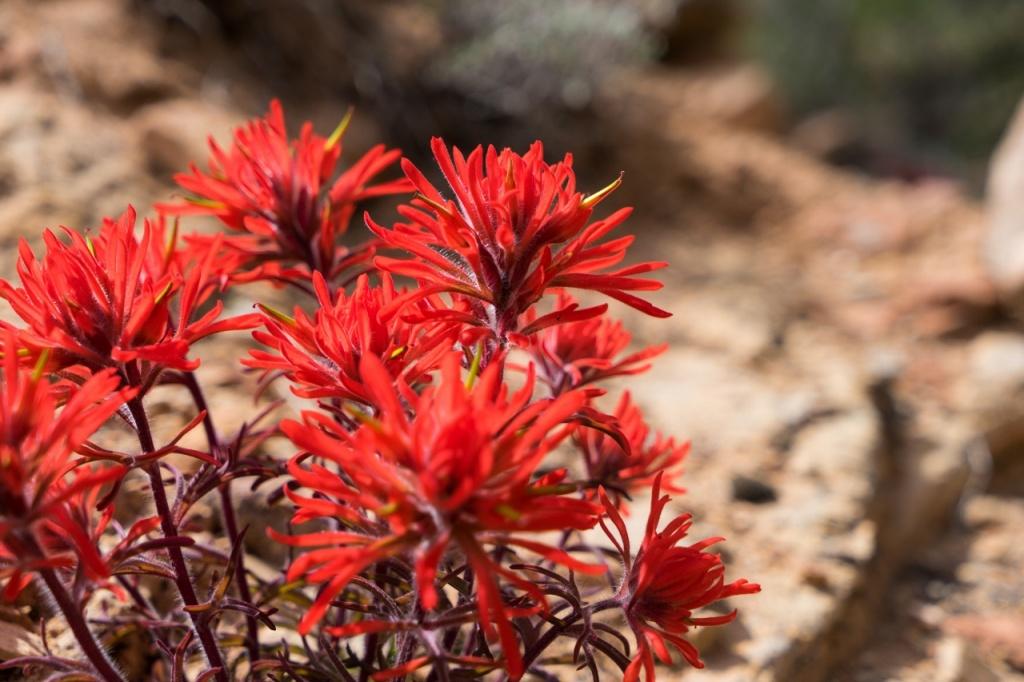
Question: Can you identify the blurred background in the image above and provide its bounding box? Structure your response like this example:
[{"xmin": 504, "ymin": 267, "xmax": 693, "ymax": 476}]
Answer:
[
  {"xmin": 142, "ymin": 0, "xmax": 1024, "ymax": 189},
  {"xmin": 2, "ymin": 0, "xmax": 1024, "ymax": 679}
]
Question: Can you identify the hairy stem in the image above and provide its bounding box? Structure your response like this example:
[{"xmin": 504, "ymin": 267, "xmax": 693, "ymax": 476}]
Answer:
[
  {"xmin": 28, "ymin": 539, "xmax": 126, "ymax": 682},
  {"xmin": 126, "ymin": 396, "xmax": 229, "ymax": 682},
  {"xmin": 181, "ymin": 371, "xmax": 261, "ymax": 664},
  {"xmin": 115, "ymin": 575, "xmax": 172, "ymax": 652}
]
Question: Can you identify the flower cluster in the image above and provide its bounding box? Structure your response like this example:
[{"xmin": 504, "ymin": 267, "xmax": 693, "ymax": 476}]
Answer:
[
  {"xmin": 578, "ymin": 391, "xmax": 690, "ymax": 504},
  {"xmin": 0, "ymin": 335, "xmax": 129, "ymax": 600},
  {"xmin": 528, "ymin": 290, "xmax": 667, "ymax": 394},
  {"xmin": 0, "ymin": 207, "xmax": 258, "ymax": 392},
  {"xmin": 274, "ymin": 353, "xmax": 604, "ymax": 677},
  {"xmin": 601, "ymin": 476, "xmax": 761, "ymax": 680},
  {"xmin": 244, "ymin": 272, "xmax": 455, "ymax": 405},
  {"xmin": 368, "ymin": 138, "xmax": 670, "ymax": 350},
  {"xmin": 0, "ymin": 102, "xmax": 757, "ymax": 682},
  {"xmin": 160, "ymin": 100, "xmax": 410, "ymax": 287}
]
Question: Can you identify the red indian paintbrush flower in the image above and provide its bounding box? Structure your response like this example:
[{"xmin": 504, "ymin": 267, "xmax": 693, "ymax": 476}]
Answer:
[
  {"xmin": 0, "ymin": 207, "xmax": 258, "ymax": 390},
  {"xmin": 0, "ymin": 334, "xmax": 130, "ymax": 600},
  {"xmin": 160, "ymin": 99, "xmax": 411, "ymax": 285},
  {"xmin": 272, "ymin": 353, "xmax": 605, "ymax": 678},
  {"xmin": 18, "ymin": 471, "xmax": 123, "ymax": 601},
  {"xmin": 600, "ymin": 474, "xmax": 760, "ymax": 681},
  {"xmin": 0, "ymin": 470, "xmax": 123, "ymax": 603},
  {"xmin": 244, "ymin": 272, "xmax": 456, "ymax": 405},
  {"xmin": 529, "ymin": 292, "xmax": 666, "ymax": 395},
  {"xmin": 579, "ymin": 392, "xmax": 688, "ymax": 503},
  {"xmin": 368, "ymin": 138, "xmax": 670, "ymax": 346}
]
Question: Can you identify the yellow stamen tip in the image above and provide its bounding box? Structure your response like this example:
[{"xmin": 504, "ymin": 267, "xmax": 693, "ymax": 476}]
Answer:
[
  {"xmin": 325, "ymin": 107, "xmax": 355, "ymax": 151},
  {"xmin": 495, "ymin": 504, "xmax": 521, "ymax": 521},
  {"xmin": 256, "ymin": 303, "xmax": 296, "ymax": 327},
  {"xmin": 343, "ymin": 403, "xmax": 383, "ymax": 432},
  {"xmin": 186, "ymin": 196, "xmax": 227, "ymax": 210},
  {"xmin": 163, "ymin": 217, "xmax": 180, "ymax": 266},
  {"xmin": 464, "ymin": 341, "xmax": 484, "ymax": 390},
  {"xmin": 154, "ymin": 281, "xmax": 174, "ymax": 305},
  {"xmin": 416, "ymin": 193, "xmax": 456, "ymax": 219},
  {"xmin": 31, "ymin": 349, "xmax": 50, "ymax": 382},
  {"xmin": 581, "ymin": 172, "xmax": 624, "ymax": 209}
]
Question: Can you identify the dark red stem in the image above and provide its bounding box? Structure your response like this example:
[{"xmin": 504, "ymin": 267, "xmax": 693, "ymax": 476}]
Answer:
[
  {"xmin": 37, "ymin": 567, "xmax": 126, "ymax": 681},
  {"xmin": 182, "ymin": 371, "xmax": 261, "ymax": 664},
  {"xmin": 126, "ymin": 397, "xmax": 229, "ymax": 682},
  {"xmin": 514, "ymin": 598, "xmax": 621, "ymax": 678}
]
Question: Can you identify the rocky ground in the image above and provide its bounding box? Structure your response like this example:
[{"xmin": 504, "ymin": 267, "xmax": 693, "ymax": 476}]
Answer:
[{"xmin": 1, "ymin": 1, "xmax": 1024, "ymax": 680}]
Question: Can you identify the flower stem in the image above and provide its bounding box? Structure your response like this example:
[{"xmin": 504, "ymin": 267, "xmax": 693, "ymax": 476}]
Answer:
[
  {"xmin": 126, "ymin": 397, "xmax": 229, "ymax": 682},
  {"xmin": 30, "ymin": 550, "xmax": 126, "ymax": 682},
  {"xmin": 514, "ymin": 598, "xmax": 620, "ymax": 677},
  {"xmin": 181, "ymin": 371, "xmax": 261, "ymax": 664}
]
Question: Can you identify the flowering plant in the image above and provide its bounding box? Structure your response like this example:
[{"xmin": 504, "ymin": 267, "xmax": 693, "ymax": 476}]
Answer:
[{"xmin": 0, "ymin": 101, "xmax": 757, "ymax": 681}]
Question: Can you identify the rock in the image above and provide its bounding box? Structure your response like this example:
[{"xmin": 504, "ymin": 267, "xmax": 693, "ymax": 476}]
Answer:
[
  {"xmin": 984, "ymin": 95, "xmax": 1024, "ymax": 302},
  {"xmin": 962, "ymin": 331, "xmax": 1024, "ymax": 431},
  {"xmin": 888, "ymin": 415, "xmax": 972, "ymax": 557},
  {"xmin": 789, "ymin": 110, "xmax": 863, "ymax": 165},
  {"xmin": 608, "ymin": 64, "xmax": 783, "ymax": 133},
  {"xmin": 960, "ymin": 331, "xmax": 1024, "ymax": 494},
  {"xmin": 945, "ymin": 614, "xmax": 1024, "ymax": 671},
  {"xmin": 32, "ymin": 0, "xmax": 182, "ymax": 111},
  {"xmin": 0, "ymin": 618, "xmax": 43, "ymax": 660},
  {"xmin": 670, "ymin": 285, "xmax": 784, "ymax": 362},
  {"xmin": 787, "ymin": 411, "xmax": 877, "ymax": 489},
  {"xmin": 134, "ymin": 98, "xmax": 242, "ymax": 180},
  {"xmin": 659, "ymin": 0, "xmax": 745, "ymax": 64},
  {"xmin": 0, "ymin": 85, "xmax": 156, "ymax": 257},
  {"xmin": 935, "ymin": 636, "xmax": 1001, "ymax": 682},
  {"xmin": 732, "ymin": 475, "xmax": 777, "ymax": 504}
]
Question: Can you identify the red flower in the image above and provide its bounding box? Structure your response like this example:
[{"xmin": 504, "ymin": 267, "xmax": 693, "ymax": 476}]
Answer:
[
  {"xmin": 600, "ymin": 475, "xmax": 760, "ymax": 681},
  {"xmin": 273, "ymin": 353, "xmax": 604, "ymax": 678},
  {"xmin": 528, "ymin": 292, "xmax": 666, "ymax": 395},
  {"xmin": 0, "ymin": 335, "xmax": 130, "ymax": 600},
  {"xmin": 368, "ymin": 138, "xmax": 670, "ymax": 345},
  {"xmin": 579, "ymin": 392, "xmax": 688, "ymax": 503},
  {"xmin": 24, "ymin": 471, "xmax": 119, "ymax": 597},
  {"xmin": 160, "ymin": 100, "xmax": 411, "ymax": 285},
  {"xmin": 0, "ymin": 207, "xmax": 258, "ymax": 390},
  {"xmin": 244, "ymin": 272, "xmax": 456, "ymax": 405}
]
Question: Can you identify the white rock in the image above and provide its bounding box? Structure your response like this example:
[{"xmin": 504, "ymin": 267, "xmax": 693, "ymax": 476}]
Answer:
[
  {"xmin": 935, "ymin": 636, "xmax": 1000, "ymax": 682},
  {"xmin": 985, "ymin": 96, "xmax": 1024, "ymax": 295}
]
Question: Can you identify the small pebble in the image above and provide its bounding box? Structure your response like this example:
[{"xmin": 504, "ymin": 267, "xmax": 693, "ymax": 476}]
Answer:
[{"xmin": 732, "ymin": 474, "xmax": 777, "ymax": 504}]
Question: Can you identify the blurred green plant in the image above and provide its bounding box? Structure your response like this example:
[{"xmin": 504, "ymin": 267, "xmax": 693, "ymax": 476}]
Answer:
[
  {"xmin": 746, "ymin": 0, "xmax": 1024, "ymax": 181},
  {"xmin": 432, "ymin": 0, "xmax": 659, "ymax": 115}
]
